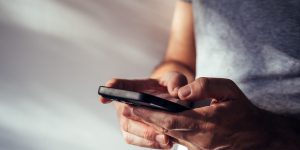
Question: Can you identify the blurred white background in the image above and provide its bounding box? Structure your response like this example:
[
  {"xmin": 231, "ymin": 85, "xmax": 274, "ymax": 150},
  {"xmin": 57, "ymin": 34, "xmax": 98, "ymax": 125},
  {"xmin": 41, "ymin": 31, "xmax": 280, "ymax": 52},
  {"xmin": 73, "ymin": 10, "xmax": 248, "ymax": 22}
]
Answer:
[{"xmin": 0, "ymin": 0, "xmax": 175, "ymax": 149}]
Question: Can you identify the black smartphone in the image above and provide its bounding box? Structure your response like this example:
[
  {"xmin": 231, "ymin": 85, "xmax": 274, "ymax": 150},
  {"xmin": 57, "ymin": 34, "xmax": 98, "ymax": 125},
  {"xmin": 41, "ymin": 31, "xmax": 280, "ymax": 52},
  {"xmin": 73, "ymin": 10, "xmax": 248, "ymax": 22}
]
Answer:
[{"xmin": 98, "ymin": 86, "xmax": 193, "ymax": 112}]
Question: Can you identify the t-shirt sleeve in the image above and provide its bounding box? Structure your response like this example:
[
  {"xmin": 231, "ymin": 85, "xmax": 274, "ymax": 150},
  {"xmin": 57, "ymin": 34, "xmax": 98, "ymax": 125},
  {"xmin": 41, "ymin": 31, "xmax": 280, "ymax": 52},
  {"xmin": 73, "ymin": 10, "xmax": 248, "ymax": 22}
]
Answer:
[{"xmin": 181, "ymin": 0, "xmax": 192, "ymax": 3}]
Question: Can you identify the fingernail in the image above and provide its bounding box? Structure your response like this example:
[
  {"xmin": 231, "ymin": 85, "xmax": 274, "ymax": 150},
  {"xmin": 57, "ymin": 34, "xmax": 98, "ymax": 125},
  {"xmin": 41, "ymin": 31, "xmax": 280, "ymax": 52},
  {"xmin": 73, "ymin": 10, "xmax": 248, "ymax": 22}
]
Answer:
[
  {"xmin": 179, "ymin": 86, "xmax": 191, "ymax": 98},
  {"xmin": 122, "ymin": 107, "xmax": 131, "ymax": 117},
  {"xmin": 156, "ymin": 134, "xmax": 168, "ymax": 146}
]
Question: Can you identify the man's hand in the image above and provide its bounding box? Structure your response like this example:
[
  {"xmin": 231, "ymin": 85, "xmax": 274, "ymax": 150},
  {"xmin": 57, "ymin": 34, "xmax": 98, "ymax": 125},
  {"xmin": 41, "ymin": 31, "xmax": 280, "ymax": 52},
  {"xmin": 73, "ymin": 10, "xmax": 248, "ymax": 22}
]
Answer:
[
  {"xmin": 128, "ymin": 77, "xmax": 300, "ymax": 150},
  {"xmin": 99, "ymin": 72, "xmax": 188, "ymax": 149}
]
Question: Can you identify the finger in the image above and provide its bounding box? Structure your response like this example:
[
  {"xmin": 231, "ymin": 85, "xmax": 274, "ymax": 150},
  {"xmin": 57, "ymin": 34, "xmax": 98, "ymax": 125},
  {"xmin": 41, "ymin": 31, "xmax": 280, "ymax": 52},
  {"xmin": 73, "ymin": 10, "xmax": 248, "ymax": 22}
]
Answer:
[
  {"xmin": 122, "ymin": 131, "xmax": 172, "ymax": 149},
  {"xmin": 122, "ymin": 104, "xmax": 142, "ymax": 121},
  {"xmin": 100, "ymin": 78, "xmax": 151, "ymax": 103},
  {"xmin": 101, "ymin": 78, "xmax": 163, "ymax": 103},
  {"xmin": 120, "ymin": 105, "xmax": 172, "ymax": 144},
  {"xmin": 117, "ymin": 104, "xmax": 171, "ymax": 148},
  {"xmin": 114, "ymin": 102, "xmax": 142, "ymax": 122},
  {"xmin": 99, "ymin": 78, "xmax": 123, "ymax": 103},
  {"xmin": 132, "ymin": 107, "xmax": 199, "ymax": 131},
  {"xmin": 178, "ymin": 77, "xmax": 245, "ymax": 102},
  {"xmin": 161, "ymin": 72, "xmax": 188, "ymax": 97},
  {"xmin": 108, "ymin": 78, "xmax": 160, "ymax": 91},
  {"xmin": 114, "ymin": 102, "xmax": 129, "ymax": 119},
  {"xmin": 120, "ymin": 116, "xmax": 160, "ymax": 141}
]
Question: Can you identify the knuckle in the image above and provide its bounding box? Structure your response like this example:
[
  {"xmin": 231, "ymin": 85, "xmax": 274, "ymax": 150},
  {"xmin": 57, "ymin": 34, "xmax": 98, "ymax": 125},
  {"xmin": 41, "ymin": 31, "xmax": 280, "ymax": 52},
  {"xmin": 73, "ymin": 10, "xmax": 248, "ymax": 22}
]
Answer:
[
  {"xmin": 115, "ymin": 103, "xmax": 126, "ymax": 113},
  {"xmin": 164, "ymin": 118, "xmax": 178, "ymax": 129},
  {"xmin": 196, "ymin": 77, "xmax": 209, "ymax": 93},
  {"xmin": 223, "ymin": 78, "xmax": 240, "ymax": 96},
  {"xmin": 143, "ymin": 128, "xmax": 155, "ymax": 140},
  {"xmin": 121, "ymin": 118, "xmax": 129, "ymax": 132},
  {"xmin": 121, "ymin": 105, "xmax": 130, "ymax": 116},
  {"xmin": 189, "ymin": 120, "xmax": 200, "ymax": 130},
  {"xmin": 224, "ymin": 78, "xmax": 236, "ymax": 86},
  {"xmin": 197, "ymin": 77, "xmax": 209, "ymax": 88},
  {"xmin": 201, "ymin": 121, "xmax": 216, "ymax": 133}
]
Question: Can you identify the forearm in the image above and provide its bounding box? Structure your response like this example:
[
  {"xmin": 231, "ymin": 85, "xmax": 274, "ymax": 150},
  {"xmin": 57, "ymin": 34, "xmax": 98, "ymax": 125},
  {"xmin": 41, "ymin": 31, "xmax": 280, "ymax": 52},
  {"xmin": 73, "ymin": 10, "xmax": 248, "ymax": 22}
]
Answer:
[
  {"xmin": 150, "ymin": 1, "xmax": 195, "ymax": 83},
  {"xmin": 150, "ymin": 60, "xmax": 195, "ymax": 83}
]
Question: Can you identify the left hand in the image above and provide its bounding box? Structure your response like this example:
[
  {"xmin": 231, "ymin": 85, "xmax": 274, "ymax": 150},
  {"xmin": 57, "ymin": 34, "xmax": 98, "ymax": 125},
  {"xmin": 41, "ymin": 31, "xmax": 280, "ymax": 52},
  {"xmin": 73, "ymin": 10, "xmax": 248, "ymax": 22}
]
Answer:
[
  {"xmin": 125, "ymin": 77, "xmax": 300, "ymax": 150},
  {"xmin": 99, "ymin": 72, "xmax": 188, "ymax": 149},
  {"xmin": 100, "ymin": 78, "xmax": 174, "ymax": 149}
]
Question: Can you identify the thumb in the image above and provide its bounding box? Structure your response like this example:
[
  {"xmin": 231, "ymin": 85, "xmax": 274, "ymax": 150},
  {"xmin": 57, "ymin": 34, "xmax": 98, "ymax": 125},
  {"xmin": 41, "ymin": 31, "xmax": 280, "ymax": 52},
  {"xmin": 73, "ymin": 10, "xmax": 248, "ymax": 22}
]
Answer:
[
  {"xmin": 160, "ymin": 72, "xmax": 188, "ymax": 97},
  {"xmin": 178, "ymin": 77, "xmax": 245, "ymax": 102}
]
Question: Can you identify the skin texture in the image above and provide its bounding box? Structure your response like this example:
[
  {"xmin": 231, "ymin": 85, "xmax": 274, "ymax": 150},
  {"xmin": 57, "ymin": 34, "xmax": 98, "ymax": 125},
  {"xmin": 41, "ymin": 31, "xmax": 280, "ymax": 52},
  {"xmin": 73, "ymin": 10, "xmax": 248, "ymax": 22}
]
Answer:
[
  {"xmin": 151, "ymin": 0, "xmax": 195, "ymax": 83},
  {"xmin": 100, "ymin": 0, "xmax": 300, "ymax": 149},
  {"xmin": 99, "ymin": 1, "xmax": 196, "ymax": 149},
  {"xmin": 126, "ymin": 77, "xmax": 300, "ymax": 150},
  {"xmin": 99, "ymin": 72, "xmax": 188, "ymax": 149}
]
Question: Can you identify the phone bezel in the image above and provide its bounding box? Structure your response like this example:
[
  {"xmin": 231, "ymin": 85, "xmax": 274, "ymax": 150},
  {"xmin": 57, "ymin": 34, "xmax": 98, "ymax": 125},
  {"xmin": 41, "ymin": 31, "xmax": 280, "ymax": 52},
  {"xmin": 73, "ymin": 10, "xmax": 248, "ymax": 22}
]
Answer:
[{"xmin": 98, "ymin": 86, "xmax": 191, "ymax": 112}]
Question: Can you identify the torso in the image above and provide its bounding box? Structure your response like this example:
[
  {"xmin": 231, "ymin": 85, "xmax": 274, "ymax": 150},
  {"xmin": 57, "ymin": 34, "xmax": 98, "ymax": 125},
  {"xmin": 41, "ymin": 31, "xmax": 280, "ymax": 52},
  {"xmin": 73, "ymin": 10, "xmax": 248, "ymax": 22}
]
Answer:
[{"xmin": 192, "ymin": 0, "xmax": 300, "ymax": 117}]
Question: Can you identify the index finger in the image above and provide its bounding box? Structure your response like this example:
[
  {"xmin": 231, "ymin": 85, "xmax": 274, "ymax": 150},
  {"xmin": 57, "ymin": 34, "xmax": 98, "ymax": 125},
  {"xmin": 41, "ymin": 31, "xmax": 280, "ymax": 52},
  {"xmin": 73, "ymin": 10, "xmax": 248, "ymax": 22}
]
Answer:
[{"xmin": 132, "ymin": 107, "xmax": 200, "ymax": 132}]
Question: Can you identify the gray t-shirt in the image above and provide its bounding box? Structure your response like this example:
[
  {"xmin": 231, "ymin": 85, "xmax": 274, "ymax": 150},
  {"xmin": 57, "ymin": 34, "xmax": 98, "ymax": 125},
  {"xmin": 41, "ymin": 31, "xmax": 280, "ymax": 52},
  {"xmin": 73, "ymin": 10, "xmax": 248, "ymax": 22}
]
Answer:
[{"xmin": 185, "ymin": 0, "xmax": 300, "ymax": 118}]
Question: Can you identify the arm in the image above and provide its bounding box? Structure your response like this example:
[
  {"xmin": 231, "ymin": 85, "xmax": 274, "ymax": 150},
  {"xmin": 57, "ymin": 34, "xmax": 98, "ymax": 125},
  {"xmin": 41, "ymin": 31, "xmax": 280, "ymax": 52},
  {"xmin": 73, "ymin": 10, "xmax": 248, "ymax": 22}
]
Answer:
[
  {"xmin": 151, "ymin": 0, "xmax": 196, "ymax": 83},
  {"xmin": 100, "ymin": 1, "xmax": 196, "ymax": 149}
]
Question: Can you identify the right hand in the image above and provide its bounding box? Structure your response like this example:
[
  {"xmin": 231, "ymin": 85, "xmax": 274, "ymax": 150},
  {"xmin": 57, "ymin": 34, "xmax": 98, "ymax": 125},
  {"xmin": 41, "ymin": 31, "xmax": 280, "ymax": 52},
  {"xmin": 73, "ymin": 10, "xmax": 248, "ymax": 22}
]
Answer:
[{"xmin": 99, "ymin": 72, "xmax": 188, "ymax": 149}]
